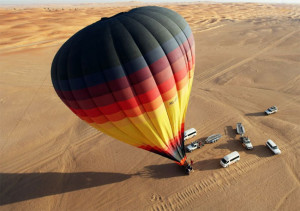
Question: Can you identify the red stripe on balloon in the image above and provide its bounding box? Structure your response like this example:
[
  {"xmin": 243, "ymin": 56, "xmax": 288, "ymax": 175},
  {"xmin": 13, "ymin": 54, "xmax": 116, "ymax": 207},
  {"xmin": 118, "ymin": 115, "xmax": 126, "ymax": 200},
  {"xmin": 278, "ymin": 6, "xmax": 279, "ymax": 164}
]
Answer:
[
  {"xmin": 64, "ymin": 70, "xmax": 190, "ymax": 118},
  {"xmin": 55, "ymin": 37, "xmax": 194, "ymax": 102}
]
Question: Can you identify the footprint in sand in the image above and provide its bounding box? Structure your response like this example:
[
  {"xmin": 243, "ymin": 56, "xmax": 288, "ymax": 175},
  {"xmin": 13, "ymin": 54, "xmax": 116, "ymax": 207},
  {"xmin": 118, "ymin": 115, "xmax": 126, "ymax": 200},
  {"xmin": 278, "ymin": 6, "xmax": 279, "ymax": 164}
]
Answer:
[{"xmin": 150, "ymin": 193, "xmax": 163, "ymax": 202}]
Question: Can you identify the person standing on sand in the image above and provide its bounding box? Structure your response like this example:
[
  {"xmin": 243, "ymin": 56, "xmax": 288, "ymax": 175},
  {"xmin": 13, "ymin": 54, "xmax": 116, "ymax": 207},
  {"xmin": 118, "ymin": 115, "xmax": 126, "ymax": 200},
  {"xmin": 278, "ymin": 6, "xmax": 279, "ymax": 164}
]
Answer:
[{"xmin": 190, "ymin": 159, "xmax": 194, "ymax": 166}]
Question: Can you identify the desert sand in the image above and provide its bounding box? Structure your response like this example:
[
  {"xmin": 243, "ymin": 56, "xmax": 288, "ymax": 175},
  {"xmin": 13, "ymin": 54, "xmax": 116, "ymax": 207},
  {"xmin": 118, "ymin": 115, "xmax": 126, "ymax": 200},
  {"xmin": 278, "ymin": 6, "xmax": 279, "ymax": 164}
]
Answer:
[{"xmin": 1, "ymin": 2, "xmax": 300, "ymax": 210}]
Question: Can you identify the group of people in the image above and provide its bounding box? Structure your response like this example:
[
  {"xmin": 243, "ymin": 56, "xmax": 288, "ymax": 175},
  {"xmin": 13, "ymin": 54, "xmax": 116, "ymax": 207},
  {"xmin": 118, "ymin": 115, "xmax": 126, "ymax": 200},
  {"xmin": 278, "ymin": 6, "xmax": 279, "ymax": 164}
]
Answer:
[{"xmin": 184, "ymin": 159, "xmax": 195, "ymax": 175}]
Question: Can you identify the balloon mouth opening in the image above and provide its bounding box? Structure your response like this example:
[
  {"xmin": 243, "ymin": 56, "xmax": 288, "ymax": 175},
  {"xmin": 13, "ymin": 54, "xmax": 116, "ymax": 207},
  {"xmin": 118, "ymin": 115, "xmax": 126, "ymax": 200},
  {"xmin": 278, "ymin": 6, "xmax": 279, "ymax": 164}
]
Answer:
[{"xmin": 176, "ymin": 156, "xmax": 187, "ymax": 166}]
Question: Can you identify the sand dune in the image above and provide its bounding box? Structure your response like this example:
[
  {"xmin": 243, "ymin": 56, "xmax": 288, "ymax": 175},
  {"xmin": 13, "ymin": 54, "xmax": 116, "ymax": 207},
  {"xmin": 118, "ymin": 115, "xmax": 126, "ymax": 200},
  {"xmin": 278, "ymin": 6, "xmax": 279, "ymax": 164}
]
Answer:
[{"xmin": 1, "ymin": 2, "xmax": 300, "ymax": 210}]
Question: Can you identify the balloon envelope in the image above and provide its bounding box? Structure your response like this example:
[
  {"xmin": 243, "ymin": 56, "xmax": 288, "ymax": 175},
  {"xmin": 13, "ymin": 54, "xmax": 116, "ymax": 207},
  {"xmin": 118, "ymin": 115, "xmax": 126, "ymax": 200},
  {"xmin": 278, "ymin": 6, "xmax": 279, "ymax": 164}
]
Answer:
[{"xmin": 51, "ymin": 6, "xmax": 195, "ymax": 165}]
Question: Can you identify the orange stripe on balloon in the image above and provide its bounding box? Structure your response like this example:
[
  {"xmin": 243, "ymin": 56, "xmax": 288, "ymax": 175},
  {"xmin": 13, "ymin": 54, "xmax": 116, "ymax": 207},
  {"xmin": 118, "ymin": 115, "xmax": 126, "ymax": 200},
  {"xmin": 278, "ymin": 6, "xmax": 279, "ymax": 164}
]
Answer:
[
  {"xmin": 142, "ymin": 96, "xmax": 163, "ymax": 112},
  {"xmin": 123, "ymin": 104, "xmax": 144, "ymax": 117},
  {"xmin": 174, "ymin": 67, "xmax": 188, "ymax": 83},
  {"xmin": 161, "ymin": 86, "xmax": 177, "ymax": 102},
  {"xmin": 105, "ymin": 110, "xmax": 126, "ymax": 122}
]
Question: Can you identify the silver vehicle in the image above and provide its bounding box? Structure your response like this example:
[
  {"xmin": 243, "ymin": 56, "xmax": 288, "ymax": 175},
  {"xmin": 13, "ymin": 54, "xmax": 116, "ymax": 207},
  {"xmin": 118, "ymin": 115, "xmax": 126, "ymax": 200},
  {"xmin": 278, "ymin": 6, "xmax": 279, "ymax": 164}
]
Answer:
[
  {"xmin": 236, "ymin": 123, "xmax": 245, "ymax": 135},
  {"xmin": 186, "ymin": 141, "xmax": 204, "ymax": 152},
  {"xmin": 240, "ymin": 136, "xmax": 253, "ymax": 150},
  {"xmin": 265, "ymin": 106, "xmax": 278, "ymax": 115},
  {"xmin": 266, "ymin": 139, "xmax": 281, "ymax": 154},
  {"xmin": 205, "ymin": 134, "xmax": 222, "ymax": 144}
]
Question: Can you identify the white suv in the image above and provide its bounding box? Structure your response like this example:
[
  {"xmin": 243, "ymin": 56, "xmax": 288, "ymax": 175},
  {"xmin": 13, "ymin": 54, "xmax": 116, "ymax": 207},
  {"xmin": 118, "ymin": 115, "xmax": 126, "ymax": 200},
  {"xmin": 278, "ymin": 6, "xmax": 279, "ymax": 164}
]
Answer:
[
  {"xmin": 265, "ymin": 106, "xmax": 278, "ymax": 115},
  {"xmin": 240, "ymin": 136, "xmax": 253, "ymax": 150},
  {"xmin": 266, "ymin": 139, "xmax": 281, "ymax": 154}
]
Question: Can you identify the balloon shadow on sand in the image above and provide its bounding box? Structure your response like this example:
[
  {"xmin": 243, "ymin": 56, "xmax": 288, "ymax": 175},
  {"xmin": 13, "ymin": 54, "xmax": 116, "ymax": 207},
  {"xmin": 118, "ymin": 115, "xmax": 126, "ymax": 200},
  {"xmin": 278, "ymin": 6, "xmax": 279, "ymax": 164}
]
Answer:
[
  {"xmin": 0, "ymin": 172, "xmax": 131, "ymax": 205},
  {"xmin": 194, "ymin": 159, "xmax": 221, "ymax": 171},
  {"xmin": 137, "ymin": 163, "xmax": 186, "ymax": 179}
]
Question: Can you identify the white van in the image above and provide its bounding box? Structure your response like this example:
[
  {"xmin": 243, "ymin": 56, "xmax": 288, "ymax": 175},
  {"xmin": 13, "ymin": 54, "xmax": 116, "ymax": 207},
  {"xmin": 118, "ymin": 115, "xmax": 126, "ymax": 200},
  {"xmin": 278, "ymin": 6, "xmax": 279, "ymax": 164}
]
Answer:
[
  {"xmin": 183, "ymin": 128, "xmax": 197, "ymax": 141},
  {"xmin": 266, "ymin": 139, "xmax": 281, "ymax": 154},
  {"xmin": 220, "ymin": 151, "xmax": 240, "ymax": 168}
]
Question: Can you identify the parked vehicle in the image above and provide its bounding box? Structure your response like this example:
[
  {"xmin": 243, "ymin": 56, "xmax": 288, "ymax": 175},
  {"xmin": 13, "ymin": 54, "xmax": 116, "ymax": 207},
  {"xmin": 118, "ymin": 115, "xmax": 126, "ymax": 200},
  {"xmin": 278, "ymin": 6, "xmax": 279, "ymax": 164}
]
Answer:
[
  {"xmin": 240, "ymin": 136, "xmax": 253, "ymax": 150},
  {"xmin": 184, "ymin": 128, "xmax": 197, "ymax": 141},
  {"xmin": 205, "ymin": 134, "xmax": 222, "ymax": 144},
  {"xmin": 186, "ymin": 140, "xmax": 204, "ymax": 152},
  {"xmin": 266, "ymin": 139, "xmax": 281, "ymax": 154},
  {"xmin": 236, "ymin": 122, "xmax": 245, "ymax": 135},
  {"xmin": 220, "ymin": 151, "xmax": 240, "ymax": 168},
  {"xmin": 265, "ymin": 106, "xmax": 278, "ymax": 115}
]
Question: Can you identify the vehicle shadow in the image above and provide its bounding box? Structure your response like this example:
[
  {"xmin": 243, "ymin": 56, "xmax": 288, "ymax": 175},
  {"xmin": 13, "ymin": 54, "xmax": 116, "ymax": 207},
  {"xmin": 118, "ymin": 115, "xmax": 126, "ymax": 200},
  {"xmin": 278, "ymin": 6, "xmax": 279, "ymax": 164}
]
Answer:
[
  {"xmin": 224, "ymin": 126, "xmax": 237, "ymax": 139},
  {"xmin": 194, "ymin": 158, "xmax": 221, "ymax": 171},
  {"xmin": 0, "ymin": 172, "xmax": 131, "ymax": 205},
  {"xmin": 247, "ymin": 144, "xmax": 274, "ymax": 157},
  {"xmin": 215, "ymin": 140, "xmax": 273, "ymax": 158},
  {"xmin": 136, "ymin": 163, "xmax": 186, "ymax": 179},
  {"xmin": 245, "ymin": 112, "xmax": 265, "ymax": 116},
  {"xmin": 215, "ymin": 139, "xmax": 244, "ymax": 152},
  {"xmin": 196, "ymin": 137, "xmax": 207, "ymax": 142}
]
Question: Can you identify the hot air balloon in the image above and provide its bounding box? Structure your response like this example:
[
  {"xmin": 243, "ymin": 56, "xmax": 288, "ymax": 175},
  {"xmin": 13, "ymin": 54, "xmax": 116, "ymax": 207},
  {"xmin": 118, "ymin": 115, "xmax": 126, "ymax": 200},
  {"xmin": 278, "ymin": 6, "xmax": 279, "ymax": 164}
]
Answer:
[{"xmin": 51, "ymin": 6, "xmax": 195, "ymax": 171}]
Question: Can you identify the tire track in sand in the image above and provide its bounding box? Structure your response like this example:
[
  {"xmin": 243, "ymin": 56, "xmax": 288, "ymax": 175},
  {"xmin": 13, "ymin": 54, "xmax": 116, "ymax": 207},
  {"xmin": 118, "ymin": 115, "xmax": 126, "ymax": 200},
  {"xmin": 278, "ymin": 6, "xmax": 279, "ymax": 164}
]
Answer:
[
  {"xmin": 198, "ymin": 30, "xmax": 299, "ymax": 86},
  {"xmin": 148, "ymin": 151, "xmax": 292, "ymax": 211}
]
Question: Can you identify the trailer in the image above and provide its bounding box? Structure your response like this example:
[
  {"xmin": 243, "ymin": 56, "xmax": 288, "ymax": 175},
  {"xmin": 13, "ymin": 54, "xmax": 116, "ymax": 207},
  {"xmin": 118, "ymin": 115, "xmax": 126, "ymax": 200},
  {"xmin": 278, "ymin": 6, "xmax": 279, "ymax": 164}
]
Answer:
[
  {"xmin": 236, "ymin": 123, "xmax": 245, "ymax": 135},
  {"xmin": 205, "ymin": 134, "xmax": 222, "ymax": 144}
]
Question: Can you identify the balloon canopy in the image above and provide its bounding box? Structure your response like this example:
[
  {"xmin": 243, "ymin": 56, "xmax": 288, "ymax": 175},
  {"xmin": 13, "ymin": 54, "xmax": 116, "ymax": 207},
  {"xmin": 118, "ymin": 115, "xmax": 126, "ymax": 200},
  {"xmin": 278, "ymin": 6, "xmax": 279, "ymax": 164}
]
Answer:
[{"xmin": 51, "ymin": 6, "xmax": 195, "ymax": 165}]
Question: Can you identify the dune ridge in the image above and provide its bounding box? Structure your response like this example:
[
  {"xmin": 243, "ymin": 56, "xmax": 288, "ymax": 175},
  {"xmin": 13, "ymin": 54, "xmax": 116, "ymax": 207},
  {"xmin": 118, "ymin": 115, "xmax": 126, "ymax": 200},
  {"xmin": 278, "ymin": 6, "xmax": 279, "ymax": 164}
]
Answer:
[{"xmin": 1, "ymin": 3, "xmax": 300, "ymax": 53}]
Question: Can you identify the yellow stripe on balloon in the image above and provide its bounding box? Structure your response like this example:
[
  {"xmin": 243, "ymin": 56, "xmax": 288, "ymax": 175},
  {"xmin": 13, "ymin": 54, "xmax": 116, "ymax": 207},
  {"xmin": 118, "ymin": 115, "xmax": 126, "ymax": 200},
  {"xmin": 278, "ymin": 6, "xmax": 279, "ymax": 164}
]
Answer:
[{"xmin": 89, "ymin": 65, "xmax": 195, "ymax": 153}]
